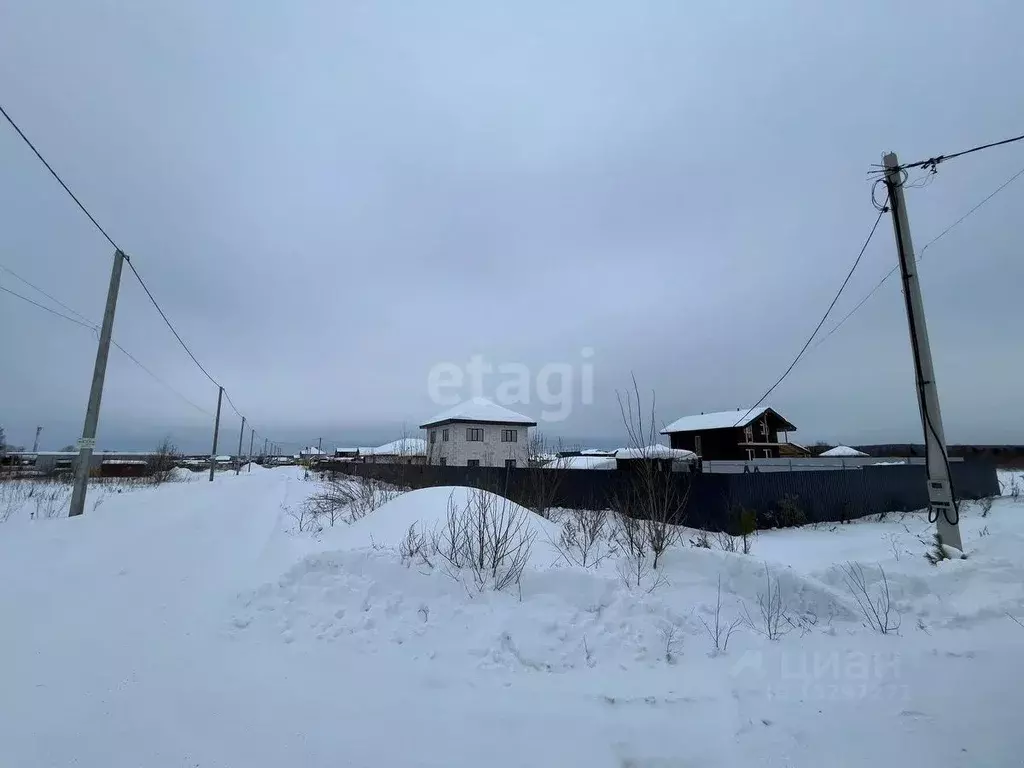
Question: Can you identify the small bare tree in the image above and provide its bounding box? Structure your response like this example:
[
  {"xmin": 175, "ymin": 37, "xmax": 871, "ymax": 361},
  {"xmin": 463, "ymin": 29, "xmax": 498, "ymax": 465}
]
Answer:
[
  {"xmin": 839, "ymin": 562, "xmax": 901, "ymax": 634},
  {"xmin": 611, "ymin": 376, "xmax": 688, "ymax": 572},
  {"xmin": 698, "ymin": 575, "xmax": 743, "ymax": 655},
  {"xmin": 433, "ymin": 488, "xmax": 535, "ymax": 593},
  {"xmin": 399, "ymin": 523, "xmax": 435, "ymax": 569},
  {"xmin": 550, "ymin": 506, "xmax": 612, "ymax": 568},
  {"xmin": 741, "ymin": 565, "xmax": 792, "ymax": 640}
]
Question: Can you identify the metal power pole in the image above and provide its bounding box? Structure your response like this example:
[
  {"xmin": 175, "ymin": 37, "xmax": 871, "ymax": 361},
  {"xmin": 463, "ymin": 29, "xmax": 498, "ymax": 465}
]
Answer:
[
  {"xmin": 883, "ymin": 152, "xmax": 963, "ymax": 551},
  {"xmin": 69, "ymin": 249, "xmax": 125, "ymax": 517},
  {"xmin": 235, "ymin": 416, "xmax": 246, "ymax": 475},
  {"xmin": 209, "ymin": 386, "xmax": 223, "ymax": 482},
  {"xmin": 248, "ymin": 428, "xmax": 254, "ymax": 472}
]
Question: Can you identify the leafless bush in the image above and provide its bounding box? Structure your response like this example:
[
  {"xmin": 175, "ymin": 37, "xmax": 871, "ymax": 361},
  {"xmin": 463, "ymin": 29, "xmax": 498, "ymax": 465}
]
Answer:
[
  {"xmin": 285, "ymin": 502, "xmax": 321, "ymax": 534},
  {"xmin": 741, "ymin": 565, "xmax": 792, "ymax": 640},
  {"xmin": 698, "ymin": 574, "xmax": 743, "ymax": 655},
  {"xmin": 550, "ymin": 506, "xmax": 612, "ymax": 568},
  {"xmin": 839, "ymin": 562, "xmax": 901, "ymax": 634},
  {"xmin": 612, "ymin": 510, "xmax": 665, "ymax": 591},
  {"xmin": 978, "ymin": 496, "xmax": 994, "ymax": 518},
  {"xmin": 714, "ymin": 530, "xmax": 738, "ymax": 553},
  {"xmin": 689, "ymin": 529, "xmax": 711, "ymax": 549},
  {"xmin": 399, "ymin": 523, "xmax": 435, "ymax": 569},
  {"xmin": 610, "ymin": 376, "xmax": 688, "ymax": 574},
  {"xmin": 1009, "ymin": 477, "xmax": 1021, "ymax": 500},
  {"xmin": 148, "ymin": 437, "xmax": 180, "ymax": 485},
  {"xmin": 433, "ymin": 488, "xmax": 535, "ymax": 593},
  {"xmin": 885, "ymin": 532, "xmax": 904, "ymax": 561},
  {"xmin": 659, "ymin": 621, "xmax": 683, "ymax": 664},
  {"xmin": 302, "ymin": 474, "xmax": 400, "ymax": 529}
]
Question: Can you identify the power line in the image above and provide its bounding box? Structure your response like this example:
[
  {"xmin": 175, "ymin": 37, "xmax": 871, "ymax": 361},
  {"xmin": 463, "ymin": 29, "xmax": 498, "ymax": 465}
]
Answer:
[
  {"xmin": 898, "ymin": 131, "xmax": 1024, "ymax": 172},
  {"xmin": 0, "ymin": 263, "xmax": 96, "ymax": 325},
  {"xmin": 0, "ymin": 278, "xmax": 213, "ymax": 417},
  {"xmin": 734, "ymin": 203, "xmax": 887, "ymax": 427},
  {"xmin": 813, "ymin": 161, "xmax": 1024, "ymax": 349},
  {"xmin": 0, "ymin": 103, "xmax": 121, "ymax": 252},
  {"xmin": 0, "ymin": 283, "xmax": 95, "ymax": 329}
]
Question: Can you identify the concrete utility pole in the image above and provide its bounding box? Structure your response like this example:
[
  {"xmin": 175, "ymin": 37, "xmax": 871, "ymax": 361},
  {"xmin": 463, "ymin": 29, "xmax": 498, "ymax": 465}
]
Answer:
[
  {"xmin": 317, "ymin": 436, "xmax": 323, "ymax": 456},
  {"xmin": 69, "ymin": 249, "xmax": 125, "ymax": 518},
  {"xmin": 235, "ymin": 416, "xmax": 246, "ymax": 475},
  {"xmin": 32, "ymin": 426, "xmax": 42, "ymax": 453},
  {"xmin": 209, "ymin": 386, "xmax": 223, "ymax": 482},
  {"xmin": 883, "ymin": 152, "xmax": 963, "ymax": 551},
  {"xmin": 263, "ymin": 437, "xmax": 268, "ymax": 457},
  {"xmin": 248, "ymin": 429, "xmax": 255, "ymax": 473}
]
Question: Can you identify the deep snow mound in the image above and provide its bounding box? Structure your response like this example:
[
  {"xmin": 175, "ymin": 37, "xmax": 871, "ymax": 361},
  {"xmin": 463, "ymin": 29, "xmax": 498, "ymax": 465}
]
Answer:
[{"xmin": 337, "ymin": 485, "xmax": 561, "ymax": 551}]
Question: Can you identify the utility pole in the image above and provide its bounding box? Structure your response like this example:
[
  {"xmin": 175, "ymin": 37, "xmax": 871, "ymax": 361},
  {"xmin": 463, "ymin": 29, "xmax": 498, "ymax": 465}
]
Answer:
[
  {"xmin": 69, "ymin": 249, "xmax": 125, "ymax": 518},
  {"xmin": 209, "ymin": 386, "xmax": 223, "ymax": 482},
  {"xmin": 883, "ymin": 152, "xmax": 963, "ymax": 551},
  {"xmin": 248, "ymin": 428, "xmax": 254, "ymax": 473},
  {"xmin": 235, "ymin": 416, "xmax": 246, "ymax": 475},
  {"xmin": 263, "ymin": 437, "xmax": 268, "ymax": 460},
  {"xmin": 317, "ymin": 436, "xmax": 323, "ymax": 455},
  {"xmin": 32, "ymin": 426, "xmax": 42, "ymax": 453}
]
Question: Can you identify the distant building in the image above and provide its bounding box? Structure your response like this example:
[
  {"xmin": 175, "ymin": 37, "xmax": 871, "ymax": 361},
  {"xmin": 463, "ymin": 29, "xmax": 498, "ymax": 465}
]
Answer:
[
  {"xmin": 661, "ymin": 407, "xmax": 797, "ymax": 461},
  {"xmin": 420, "ymin": 397, "xmax": 536, "ymax": 469},
  {"xmin": 819, "ymin": 445, "xmax": 869, "ymax": 458},
  {"xmin": 359, "ymin": 438, "xmax": 427, "ymax": 465}
]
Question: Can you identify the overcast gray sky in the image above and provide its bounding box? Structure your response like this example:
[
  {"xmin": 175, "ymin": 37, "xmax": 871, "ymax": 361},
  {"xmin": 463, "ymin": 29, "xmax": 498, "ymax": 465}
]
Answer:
[{"xmin": 1, "ymin": 0, "xmax": 1022, "ymax": 453}]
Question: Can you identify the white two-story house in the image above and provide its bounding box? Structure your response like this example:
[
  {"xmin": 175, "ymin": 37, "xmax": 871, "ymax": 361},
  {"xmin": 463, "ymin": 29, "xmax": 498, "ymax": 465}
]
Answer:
[{"xmin": 420, "ymin": 398, "xmax": 536, "ymax": 468}]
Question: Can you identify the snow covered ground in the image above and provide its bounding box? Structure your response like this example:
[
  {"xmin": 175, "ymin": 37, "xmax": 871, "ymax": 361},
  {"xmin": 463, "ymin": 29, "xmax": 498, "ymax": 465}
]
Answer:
[{"xmin": 1, "ymin": 468, "xmax": 1023, "ymax": 767}]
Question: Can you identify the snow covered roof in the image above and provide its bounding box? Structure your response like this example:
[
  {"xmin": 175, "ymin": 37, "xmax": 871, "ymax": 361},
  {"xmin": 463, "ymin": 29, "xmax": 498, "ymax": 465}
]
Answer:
[
  {"xmin": 580, "ymin": 448, "xmax": 615, "ymax": 456},
  {"xmin": 551, "ymin": 455, "xmax": 616, "ymax": 470},
  {"xmin": 660, "ymin": 407, "xmax": 795, "ymax": 434},
  {"xmin": 363, "ymin": 438, "xmax": 427, "ymax": 456},
  {"xmin": 420, "ymin": 397, "xmax": 536, "ymax": 428},
  {"xmin": 614, "ymin": 445, "xmax": 698, "ymax": 461},
  {"xmin": 300, "ymin": 446, "xmax": 325, "ymax": 455},
  {"xmin": 820, "ymin": 446, "xmax": 869, "ymax": 458}
]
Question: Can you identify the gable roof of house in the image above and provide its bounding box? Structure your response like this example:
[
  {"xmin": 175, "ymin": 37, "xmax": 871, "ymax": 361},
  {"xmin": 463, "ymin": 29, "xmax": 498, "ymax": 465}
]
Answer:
[
  {"xmin": 614, "ymin": 444, "xmax": 698, "ymax": 461},
  {"xmin": 660, "ymin": 407, "xmax": 795, "ymax": 434},
  {"xmin": 420, "ymin": 397, "xmax": 537, "ymax": 428}
]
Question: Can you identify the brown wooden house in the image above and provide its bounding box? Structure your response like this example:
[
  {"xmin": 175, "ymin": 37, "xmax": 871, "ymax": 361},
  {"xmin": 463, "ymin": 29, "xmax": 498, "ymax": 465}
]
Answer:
[{"xmin": 660, "ymin": 408, "xmax": 797, "ymax": 461}]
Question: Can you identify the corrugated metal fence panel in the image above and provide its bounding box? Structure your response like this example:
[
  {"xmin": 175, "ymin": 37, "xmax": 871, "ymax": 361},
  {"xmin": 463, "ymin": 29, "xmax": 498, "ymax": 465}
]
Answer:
[{"xmin": 331, "ymin": 461, "xmax": 999, "ymax": 531}]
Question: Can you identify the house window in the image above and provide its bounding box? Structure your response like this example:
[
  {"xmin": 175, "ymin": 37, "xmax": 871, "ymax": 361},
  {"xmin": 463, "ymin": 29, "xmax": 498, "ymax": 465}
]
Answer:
[
  {"xmin": 439, "ymin": 457, "xmax": 447, "ymax": 466},
  {"xmin": 430, "ymin": 430, "xmax": 437, "ymax": 444},
  {"xmin": 442, "ymin": 428, "xmax": 449, "ymax": 442},
  {"xmin": 760, "ymin": 418, "xmax": 770, "ymax": 438},
  {"xmin": 693, "ymin": 435, "xmax": 702, "ymax": 456},
  {"xmin": 505, "ymin": 459, "xmax": 516, "ymax": 469},
  {"xmin": 501, "ymin": 429, "xmax": 518, "ymax": 443},
  {"xmin": 745, "ymin": 449, "xmax": 755, "ymax": 461},
  {"xmin": 743, "ymin": 425, "xmax": 753, "ymax": 442},
  {"xmin": 763, "ymin": 449, "xmax": 771, "ymax": 459},
  {"xmin": 467, "ymin": 459, "xmax": 480, "ymax": 467},
  {"xmin": 466, "ymin": 428, "xmax": 483, "ymax": 442}
]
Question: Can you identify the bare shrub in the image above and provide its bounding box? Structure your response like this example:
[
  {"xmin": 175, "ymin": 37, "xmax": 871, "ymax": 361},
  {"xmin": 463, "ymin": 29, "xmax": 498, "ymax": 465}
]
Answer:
[
  {"xmin": 885, "ymin": 532, "xmax": 904, "ymax": 561},
  {"xmin": 741, "ymin": 565, "xmax": 792, "ymax": 640},
  {"xmin": 399, "ymin": 523, "xmax": 435, "ymax": 569},
  {"xmin": 551, "ymin": 506, "xmax": 611, "ymax": 568},
  {"xmin": 1009, "ymin": 477, "xmax": 1021, "ymax": 500},
  {"xmin": 978, "ymin": 496, "xmax": 994, "ymax": 518},
  {"xmin": 839, "ymin": 562, "xmax": 901, "ymax": 634},
  {"xmin": 698, "ymin": 574, "xmax": 743, "ymax": 655},
  {"xmin": 659, "ymin": 621, "xmax": 683, "ymax": 664},
  {"xmin": 433, "ymin": 488, "xmax": 535, "ymax": 593},
  {"xmin": 285, "ymin": 501, "xmax": 320, "ymax": 534},
  {"xmin": 774, "ymin": 494, "xmax": 807, "ymax": 528},
  {"xmin": 148, "ymin": 437, "xmax": 180, "ymax": 485},
  {"xmin": 611, "ymin": 510, "xmax": 665, "ymax": 591},
  {"xmin": 689, "ymin": 529, "xmax": 711, "ymax": 549},
  {"xmin": 302, "ymin": 474, "xmax": 400, "ymax": 529},
  {"xmin": 714, "ymin": 530, "xmax": 738, "ymax": 553}
]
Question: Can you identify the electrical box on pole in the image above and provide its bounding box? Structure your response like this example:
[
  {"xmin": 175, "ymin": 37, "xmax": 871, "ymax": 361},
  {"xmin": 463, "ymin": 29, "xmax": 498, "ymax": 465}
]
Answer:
[{"xmin": 882, "ymin": 153, "xmax": 963, "ymax": 551}]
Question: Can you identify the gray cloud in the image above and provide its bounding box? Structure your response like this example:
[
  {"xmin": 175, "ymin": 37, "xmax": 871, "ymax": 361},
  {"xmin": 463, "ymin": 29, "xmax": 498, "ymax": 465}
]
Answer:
[{"xmin": 2, "ymin": 0, "xmax": 1023, "ymax": 452}]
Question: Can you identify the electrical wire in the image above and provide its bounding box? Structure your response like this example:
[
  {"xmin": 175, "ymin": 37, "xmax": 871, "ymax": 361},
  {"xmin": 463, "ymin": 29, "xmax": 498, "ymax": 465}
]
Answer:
[
  {"xmin": 0, "ymin": 263, "xmax": 96, "ymax": 325},
  {"xmin": 0, "ymin": 103, "xmax": 121, "ymax": 252},
  {"xmin": 733, "ymin": 202, "xmax": 888, "ymax": 428},
  {"xmin": 0, "ymin": 277, "xmax": 213, "ymax": 418},
  {"xmin": 899, "ymin": 131, "xmax": 1024, "ymax": 172},
  {"xmin": 812, "ymin": 161, "xmax": 1024, "ymax": 349}
]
